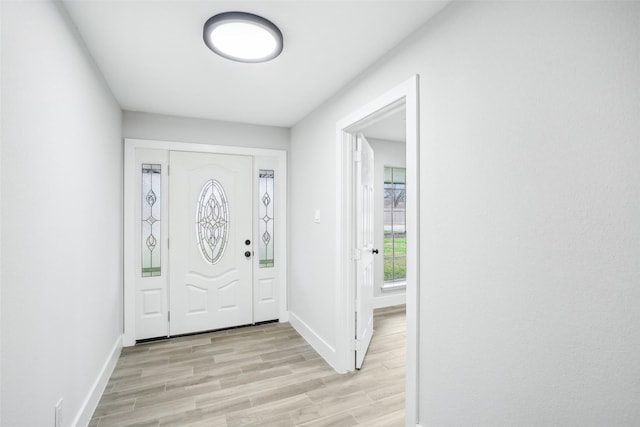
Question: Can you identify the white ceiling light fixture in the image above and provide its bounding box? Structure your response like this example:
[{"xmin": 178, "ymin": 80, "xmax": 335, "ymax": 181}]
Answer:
[{"xmin": 203, "ymin": 12, "xmax": 284, "ymax": 63}]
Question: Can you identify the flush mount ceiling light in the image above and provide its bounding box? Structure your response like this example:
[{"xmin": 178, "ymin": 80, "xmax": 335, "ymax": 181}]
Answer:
[{"xmin": 203, "ymin": 12, "xmax": 283, "ymax": 63}]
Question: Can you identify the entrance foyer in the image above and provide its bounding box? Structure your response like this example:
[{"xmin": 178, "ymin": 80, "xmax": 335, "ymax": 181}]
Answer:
[{"xmin": 124, "ymin": 140, "xmax": 288, "ymax": 344}]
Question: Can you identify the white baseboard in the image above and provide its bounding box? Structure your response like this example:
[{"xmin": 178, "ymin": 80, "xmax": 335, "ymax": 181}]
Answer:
[
  {"xmin": 288, "ymin": 311, "xmax": 339, "ymax": 371},
  {"xmin": 373, "ymin": 292, "xmax": 406, "ymax": 309},
  {"xmin": 73, "ymin": 334, "xmax": 122, "ymax": 427}
]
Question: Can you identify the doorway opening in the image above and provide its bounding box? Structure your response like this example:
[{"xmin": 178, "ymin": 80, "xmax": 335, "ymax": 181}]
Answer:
[{"xmin": 335, "ymin": 75, "xmax": 420, "ymax": 424}]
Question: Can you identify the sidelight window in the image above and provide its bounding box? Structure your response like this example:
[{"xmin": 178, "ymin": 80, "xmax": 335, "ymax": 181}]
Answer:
[
  {"xmin": 141, "ymin": 164, "xmax": 161, "ymax": 277},
  {"xmin": 259, "ymin": 169, "xmax": 275, "ymax": 267}
]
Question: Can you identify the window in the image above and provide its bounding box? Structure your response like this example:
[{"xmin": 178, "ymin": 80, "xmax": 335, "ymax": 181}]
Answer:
[
  {"xmin": 259, "ymin": 169, "xmax": 274, "ymax": 267},
  {"xmin": 383, "ymin": 167, "xmax": 406, "ymax": 284},
  {"xmin": 196, "ymin": 179, "xmax": 229, "ymax": 265},
  {"xmin": 141, "ymin": 164, "xmax": 161, "ymax": 277}
]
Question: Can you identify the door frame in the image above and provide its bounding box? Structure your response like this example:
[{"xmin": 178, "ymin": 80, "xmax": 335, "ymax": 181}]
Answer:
[
  {"xmin": 123, "ymin": 138, "xmax": 288, "ymax": 346},
  {"xmin": 335, "ymin": 75, "xmax": 420, "ymax": 425}
]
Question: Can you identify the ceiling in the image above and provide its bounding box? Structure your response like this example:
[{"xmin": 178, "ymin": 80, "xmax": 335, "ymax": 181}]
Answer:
[
  {"xmin": 362, "ymin": 108, "xmax": 406, "ymax": 143},
  {"xmin": 62, "ymin": 1, "xmax": 450, "ymax": 128}
]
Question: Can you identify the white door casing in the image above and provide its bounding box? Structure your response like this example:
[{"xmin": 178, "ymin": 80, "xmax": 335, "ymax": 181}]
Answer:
[
  {"xmin": 335, "ymin": 76, "xmax": 418, "ymax": 424},
  {"xmin": 355, "ymin": 134, "xmax": 375, "ymax": 369},
  {"xmin": 169, "ymin": 151, "xmax": 253, "ymax": 336}
]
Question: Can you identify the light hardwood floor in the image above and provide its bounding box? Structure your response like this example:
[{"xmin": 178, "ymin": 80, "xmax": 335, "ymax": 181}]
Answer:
[{"xmin": 89, "ymin": 305, "xmax": 406, "ymax": 426}]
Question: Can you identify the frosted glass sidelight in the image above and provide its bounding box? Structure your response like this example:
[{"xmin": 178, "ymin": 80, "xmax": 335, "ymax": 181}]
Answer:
[
  {"xmin": 259, "ymin": 170, "xmax": 274, "ymax": 267},
  {"xmin": 196, "ymin": 179, "xmax": 230, "ymax": 264},
  {"xmin": 142, "ymin": 164, "xmax": 161, "ymax": 277}
]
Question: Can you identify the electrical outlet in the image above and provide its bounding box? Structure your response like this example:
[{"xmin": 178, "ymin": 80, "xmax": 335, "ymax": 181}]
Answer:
[{"xmin": 55, "ymin": 399, "xmax": 62, "ymax": 427}]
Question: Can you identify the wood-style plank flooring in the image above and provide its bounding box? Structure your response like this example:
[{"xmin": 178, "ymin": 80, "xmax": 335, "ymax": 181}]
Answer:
[{"xmin": 89, "ymin": 305, "xmax": 406, "ymax": 426}]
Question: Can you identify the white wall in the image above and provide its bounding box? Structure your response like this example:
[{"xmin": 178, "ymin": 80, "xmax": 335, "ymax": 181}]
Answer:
[
  {"xmin": 1, "ymin": 2, "xmax": 123, "ymax": 426},
  {"xmin": 0, "ymin": 0, "xmax": 3, "ymax": 419},
  {"xmin": 290, "ymin": 1, "xmax": 640, "ymax": 424},
  {"xmin": 367, "ymin": 138, "xmax": 406, "ymax": 308},
  {"xmin": 123, "ymin": 111, "xmax": 289, "ymax": 151}
]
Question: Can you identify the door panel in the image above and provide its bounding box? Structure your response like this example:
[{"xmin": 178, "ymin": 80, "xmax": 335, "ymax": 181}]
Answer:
[
  {"xmin": 141, "ymin": 289, "xmax": 163, "ymax": 316},
  {"xmin": 169, "ymin": 151, "xmax": 253, "ymax": 336},
  {"xmin": 135, "ymin": 150, "xmax": 169, "ymax": 340},
  {"xmin": 253, "ymin": 159, "xmax": 280, "ymax": 322},
  {"xmin": 258, "ymin": 278, "xmax": 276, "ymax": 302},
  {"xmin": 355, "ymin": 134, "xmax": 375, "ymax": 369}
]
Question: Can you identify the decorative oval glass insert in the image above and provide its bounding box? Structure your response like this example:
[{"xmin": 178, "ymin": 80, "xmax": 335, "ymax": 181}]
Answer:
[{"xmin": 196, "ymin": 179, "xmax": 229, "ymax": 264}]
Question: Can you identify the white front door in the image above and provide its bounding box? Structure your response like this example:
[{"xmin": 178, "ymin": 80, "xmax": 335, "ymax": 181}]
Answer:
[
  {"xmin": 169, "ymin": 151, "xmax": 253, "ymax": 336},
  {"xmin": 355, "ymin": 134, "xmax": 375, "ymax": 369}
]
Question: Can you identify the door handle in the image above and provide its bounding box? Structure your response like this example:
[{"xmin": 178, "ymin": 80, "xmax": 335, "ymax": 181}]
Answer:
[
  {"xmin": 244, "ymin": 251, "xmax": 252, "ymax": 258},
  {"xmin": 372, "ymin": 249, "xmax": 379, "ymax": 254}
]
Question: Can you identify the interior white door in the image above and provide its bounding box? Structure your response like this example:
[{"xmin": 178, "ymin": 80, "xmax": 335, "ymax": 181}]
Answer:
[
  {"xmin": 169, "ymin": 151, "xmax": 253, "ymax": 336},
  {"xmin": 355, "ymin": 133, "xmax": 375, "ymax": 369}
]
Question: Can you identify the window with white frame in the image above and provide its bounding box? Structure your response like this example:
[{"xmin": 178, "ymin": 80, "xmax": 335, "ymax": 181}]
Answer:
[{"xmin": 383, "ymin": 166, "xmax": 406, "ymax": 284}]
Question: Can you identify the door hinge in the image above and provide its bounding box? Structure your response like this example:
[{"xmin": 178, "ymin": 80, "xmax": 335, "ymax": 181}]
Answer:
[
  {"xmin": 167, "ymin": 237, "xmax": 169, "ymax": 249},
  {"xmin": 168, "ymin": 311, "xmax": 170, "ymax": 322},
  {"xmin": 353, "ymin": 150, "xmax": 362, "ymax": 163},
  {"xmin": 353, "ymin": 339, "xmax": 361, "ymax": 351},
  {"xmin": 167, "ymin": 165, "xmax": 170, "ymax": 176}
]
